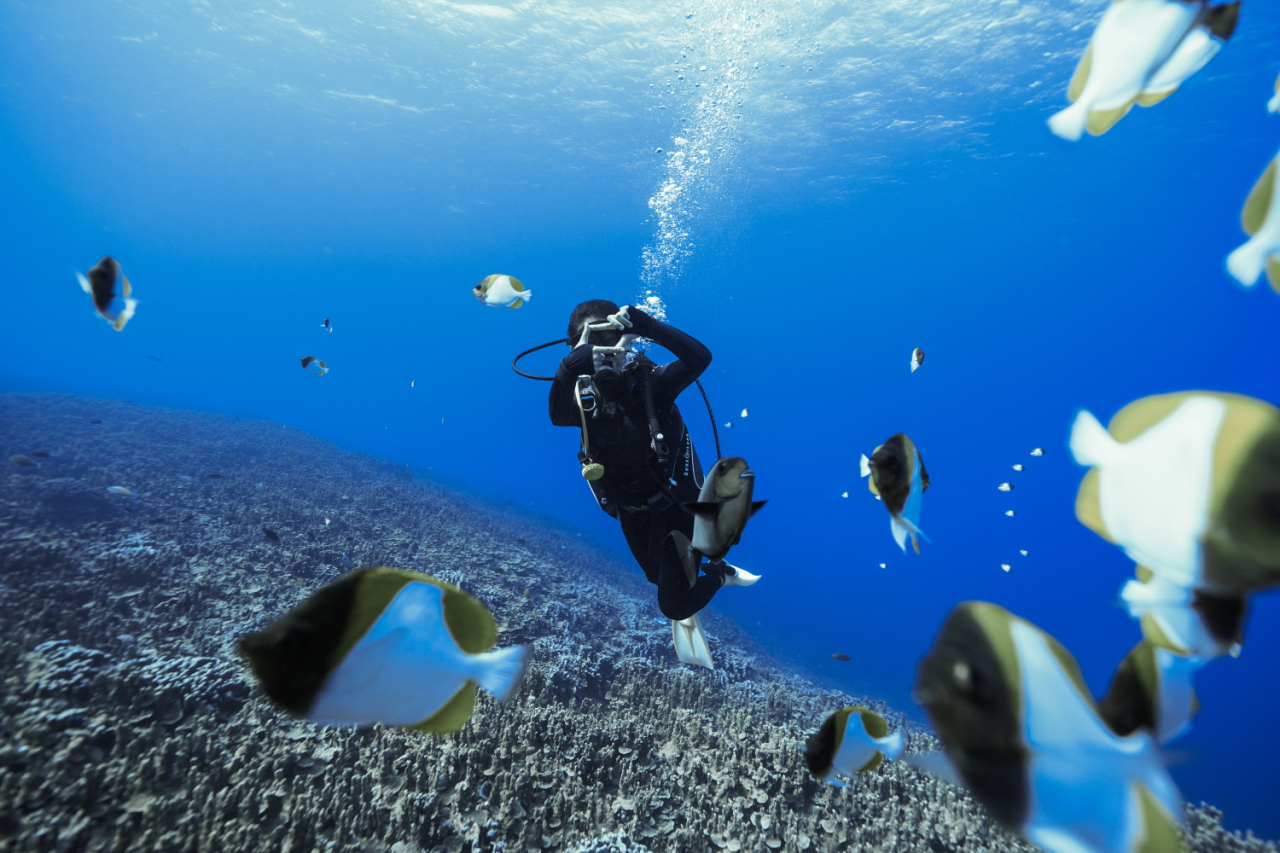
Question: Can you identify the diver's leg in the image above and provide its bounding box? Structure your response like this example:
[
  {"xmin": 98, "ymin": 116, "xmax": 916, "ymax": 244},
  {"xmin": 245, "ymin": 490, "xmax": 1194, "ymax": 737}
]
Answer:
[{"xmin": 618, "ymin": 510, "xmax": 661, "ymax": 585}]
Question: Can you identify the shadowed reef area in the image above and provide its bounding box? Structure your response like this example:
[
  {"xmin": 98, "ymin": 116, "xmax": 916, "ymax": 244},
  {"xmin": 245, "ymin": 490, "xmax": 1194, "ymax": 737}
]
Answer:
[{"xmin": 0, "ymin": 393, "xmax": 1272, "ymax": 853}]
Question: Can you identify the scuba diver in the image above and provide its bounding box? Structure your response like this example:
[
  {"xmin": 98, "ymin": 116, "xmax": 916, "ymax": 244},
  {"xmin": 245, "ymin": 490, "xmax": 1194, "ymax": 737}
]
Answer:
[{"xmin": 546, "ymin": 300, "xmax": 759, "ymax": 625}]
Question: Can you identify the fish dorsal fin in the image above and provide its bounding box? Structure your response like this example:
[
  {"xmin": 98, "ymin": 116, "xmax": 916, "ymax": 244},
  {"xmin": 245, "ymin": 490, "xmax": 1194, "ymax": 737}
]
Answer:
[
  {"xmin": 1204, "ymin": 1, "xmax": 1241, "ymax": 42},
  {"xmin": 1137, "ymin": 89, "xmax": 1176, "ymax": 107},
  {"xmin": 1075, "ymin": 469, "xmax": 1114, "ymax": 542},
  {"xmin": 510, "ymin": 276, "xmax": 524, "ymax": 292},
  {"xmin": 750, "ymin": 500, "xmax": 768, "ymax": 517},
  {"xmin": 1241, "ymin": 158, "xmax": 1276, "ymax": 237},
  {"xmin": 858, "ymin": 708, "xmax": 888, "ymax": 739},
  {"xmin": 435, "ymin": 578, "xmax": 497, "ymax": 654},
  {"xmin": 121, "ymin": 274, "xmax": 132, "ymax": 298},
  {"xmin": 1268, "ymin": 257, "xmax": 1280, "ymax": 295},
  {"xmin": 1067, "ymin": 43, "xmax": 1093, "ymax": 103},
  {"xmin": 408, "ymin": 682, "xmax": 477, "ymax": 734},
  {"xmin": 1134, "ymin": 782, "xmax": 1184, "ymax": 853},
  {"xmin": 1087, "ymin": 100, "xmax": 1135, "ymax": 136}
]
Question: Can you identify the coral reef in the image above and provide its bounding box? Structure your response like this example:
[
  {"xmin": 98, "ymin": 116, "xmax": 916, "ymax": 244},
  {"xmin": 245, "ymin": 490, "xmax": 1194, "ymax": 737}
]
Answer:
[{"xmin": 0, "ymin": 393, "xmax": 1273, "ymax": 853}]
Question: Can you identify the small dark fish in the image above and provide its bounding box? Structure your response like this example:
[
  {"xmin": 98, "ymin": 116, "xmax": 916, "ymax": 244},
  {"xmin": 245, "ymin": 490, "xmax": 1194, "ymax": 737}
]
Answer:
[
  {"xmin": 205, "ymin": 473, "xmax": 224, "ymax": 479},
  {"xmin": 31, "ymin": 451, "xmax": 50, "ymax": 458},
  {"xmin": 148, "ymin": 355, "xmax": 162, "ymax": 362},
  {"xmin": 341, "ymin": 552, "xmax": 355, "ymax": 571},
  {"xmin": 829, "ymin": 653, "xmax": 852, "ymax": 662},
  {"xmin": 89, "ymin": 418, "xmax": 103, "ymax": 424},
  {"xmin": 181, "ymin": 513, "xmax": 194, "ymax": 523},
  {"xmin": 321, "ymin": 317, "xmax": 332, "ymax": 333},
  {"xmin": 10, "ymin": 455, "xmax": 37, "ymax": 467},
  {"xmin": 263, "ymin": 527, "xmax": 280, "ymax": 543}
]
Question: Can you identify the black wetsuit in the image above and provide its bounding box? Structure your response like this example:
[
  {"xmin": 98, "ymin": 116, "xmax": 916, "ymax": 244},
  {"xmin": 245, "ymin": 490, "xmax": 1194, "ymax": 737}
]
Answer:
[{"xmin": 549, "ymin": 308, "xmax": 720, "ymax": 620}]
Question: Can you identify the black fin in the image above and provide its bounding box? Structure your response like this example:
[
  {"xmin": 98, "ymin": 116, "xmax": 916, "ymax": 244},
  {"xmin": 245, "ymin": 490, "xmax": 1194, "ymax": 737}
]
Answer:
[
  {"xmin": 1205, "ymin": 1, "xmax": 1241, "ymax": 41},
  {"xmin": 682, "ymin": 501, "xmax": 720, "ymax": 518},
  {"xmin": 750, "ymin": 500, "xmax": 768, "ymax": 516}
]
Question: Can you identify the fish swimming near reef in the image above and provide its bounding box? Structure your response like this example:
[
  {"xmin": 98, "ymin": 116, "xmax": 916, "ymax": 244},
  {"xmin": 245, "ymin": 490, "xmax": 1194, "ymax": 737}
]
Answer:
[
  {"xmin": 683, "ymin": 456, "xmax": 766, "ymax": 564},
  {"xmin": 1098, "ymin": 638, "xmax": 1201, "ymax": 744},
  {"xmin": 829, "ymin": 653, "xmax": 851, "ymax": 662},
  {"xmin": 106, "ymin": 486, "xmax": 139, "ymax": 500},
  {"xmin": 861, "ymin": 434, "xmax": 930, "ymax": 554},
  {"xmin": 10, "ymin": 455, "xmax": 37, "ymax": 467},
  {"xmin": 805, "ymin": 706, "xmax": 904, "ymax": 783},
  {"xmin": 262, "ymin": 527, "xmax": 280, "ymax": 543},
  {"xmin": 914, "ymin": 601, "xmax": 1184, "ymax": 853},
  {"xmin": 1047, "ymin": 0, "xmax": 1241, "ymax": 142},
  {"xmin": 472, "ymin": 274, "xmax": 531, "ymax": 309},
  {"xmin": 1227, "ymin": 148, "xmax": 1280, "ymax": 293},
  {"xmin": 240, "ymin": 567, "xmax": 531, "ymax": 733},
  {"xmin": 77, "ymin": 256, "xmax": 138, "ymax": 331}
]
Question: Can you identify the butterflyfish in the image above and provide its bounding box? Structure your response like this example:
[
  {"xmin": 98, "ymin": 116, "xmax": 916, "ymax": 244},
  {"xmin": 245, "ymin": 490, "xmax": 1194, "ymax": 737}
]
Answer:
[
  {"xmin": 472, "ymin": 274, "xmax": 531, "ymax": 309},
  {"xmin": 1013, "ymin": 464, "xmax": 1026, "ymax": 471},
  {"xmin": 300, "ymin": 357, "xmax": 329, "ymax": 376},
  {"xmin": 1031, "ymin": 448, "xmax": 1045, "ymax": 457},
  {"xmin": 321, "ymin": 317, "xmax": 332, "ymax": 333},
  {"xmin": 239, "ymin": 567, "xmax": 531, "ymax": 733},
  {"xmin": 1227, "ymin": 148, "xmax": 1280, "ymax": 293},
  {"xmin": 1071, "ymin": 392, "xmax": 1280, "ymax": 603},
  {"xmin": 999, "ymin": 483, "xmax": 1014, "ymax": 492},
  {"xmin": 861, "ymin": 434, "xmax": 930, "ymax": 554},
  {"xmin": 1119, "ymin": 568, "xmax": 1245, "ymax": 660},
  {"xmin": 805, "ymin": 706, "xmax": 904, "ymax": 784},
  {"xmin": 828, "ymin": 653, "xmax": 851, "ymax": 662},
  {"xmin": 914, "ymin": 602, "xmax": 1184, "ymax": 853},
  {"xmin": 911, "ymin": 348, "xmax": 925, "ymax": 372},
  {"xmin": 77, "ymin": 256, "xmax": 138, "ymax": 331},
  {"xmin": 1098, "ymin": 639, "xmax": 1201, "ymax": 744},
  {"xmin": 1047, "ymin": 0, "xmax": 1240, "ymax": 142}
]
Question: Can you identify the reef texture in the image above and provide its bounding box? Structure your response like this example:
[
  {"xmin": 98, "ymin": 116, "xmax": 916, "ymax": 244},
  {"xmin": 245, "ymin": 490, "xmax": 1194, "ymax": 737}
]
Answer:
[{"xmin": 0, "ymin": 393, "xmax": 1273, "ymax": 853}]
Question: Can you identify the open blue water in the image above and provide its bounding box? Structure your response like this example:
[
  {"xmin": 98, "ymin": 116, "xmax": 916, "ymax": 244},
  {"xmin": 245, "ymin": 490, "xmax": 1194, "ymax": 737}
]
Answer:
[{"xmin": 3, "ymin": 0, "xmax": 1279, "ymax": 841}]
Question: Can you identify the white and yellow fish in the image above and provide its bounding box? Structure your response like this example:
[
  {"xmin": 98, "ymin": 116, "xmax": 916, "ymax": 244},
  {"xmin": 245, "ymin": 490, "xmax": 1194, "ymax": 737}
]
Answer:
[
  {"xmin": 1048, "ymin": 0, "xmax": 1240, "ymax": 142},
  {"xmin": 805, "ymin": 706, "xmax": 903, "ymax": 784},
  {"xmin": 77, "ymin": 256, "xmax": 138, "ymax": 331},
  {"xmin": 915, "ymin": 602, "xmax": 1184, "ymax": 853},
  {"xmin": 472, "ymin": 274, "xmax": 531, "ymax": 309},
  {"xmin": 1227, "ymin": 148, "xmax": 1280, "ymax": 293},
  {"xmin": 240, "ymin": 567, "xmax": 530, "ymax": 733},
  {"xmin": 300, "ymin": 356, "xmax": 329, "ymax": 376}
]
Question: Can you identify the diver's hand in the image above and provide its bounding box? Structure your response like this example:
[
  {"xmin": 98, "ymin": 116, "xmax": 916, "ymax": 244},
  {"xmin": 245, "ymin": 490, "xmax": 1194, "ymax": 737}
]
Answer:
[{"xmin": 605, "ymin": 305, "xmax": 634, "ymax": 330}]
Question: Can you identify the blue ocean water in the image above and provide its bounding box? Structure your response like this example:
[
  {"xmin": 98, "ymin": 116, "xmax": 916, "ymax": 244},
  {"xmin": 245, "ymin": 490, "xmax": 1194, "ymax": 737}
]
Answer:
[{"xmin": 3, "ymin": 0, "xmax": 1279, "ymax": 841}]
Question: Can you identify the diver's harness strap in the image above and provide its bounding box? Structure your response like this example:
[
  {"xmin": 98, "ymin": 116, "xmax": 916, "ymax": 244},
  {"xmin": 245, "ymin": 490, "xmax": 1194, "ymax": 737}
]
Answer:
[{"xmin": 574, "ymin": 380, "xmax": 605, "ymax": 482}]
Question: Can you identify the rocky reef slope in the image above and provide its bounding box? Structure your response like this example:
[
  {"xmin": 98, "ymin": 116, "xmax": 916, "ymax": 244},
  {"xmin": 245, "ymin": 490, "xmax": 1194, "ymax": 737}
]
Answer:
[{"xmin": 0, "ymin": 393, "xmax": 1270, "ymax": 853}]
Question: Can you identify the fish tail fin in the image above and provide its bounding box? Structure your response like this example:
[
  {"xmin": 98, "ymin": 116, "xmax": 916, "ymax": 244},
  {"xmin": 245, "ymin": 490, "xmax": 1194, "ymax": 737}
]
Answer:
[
  {"xmin": 1226, "ymin": 238, "xmax": 1266, "ymax": 287},
  {"xmin": 893, "ymin": 515, "xmax": 928, "ymax": 554},
  {"xmin": 474, "ymin": 643, "xmax": 532, "ymax": 703},
  {"xmin": 1069, "ymin": 409, "xmax": 1118, "ymax": 467},
  {"xmin": 879, "ymin": 730, "xmax": 905, "ymax": 762},
  {"xmin": 891, "ymin": 517, "xmax": 909, "ymax": 553},
  {"xmin": 1047, "ymin": 100, "xmax": 1088, "ymax": 142},
  {"xmin": 519, "ymin": 289, "xmax": 531, "ymax": 303}
]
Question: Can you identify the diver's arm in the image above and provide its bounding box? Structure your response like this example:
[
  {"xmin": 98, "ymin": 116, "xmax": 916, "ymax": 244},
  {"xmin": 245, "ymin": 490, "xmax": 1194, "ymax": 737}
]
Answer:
[
  {"xmin": 548, "ymin": 344, "xmax": 595, "ymax": 426},
  {"xmin": 627, "ymin": 308, "xmax": 712, "ymax": 398}
]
